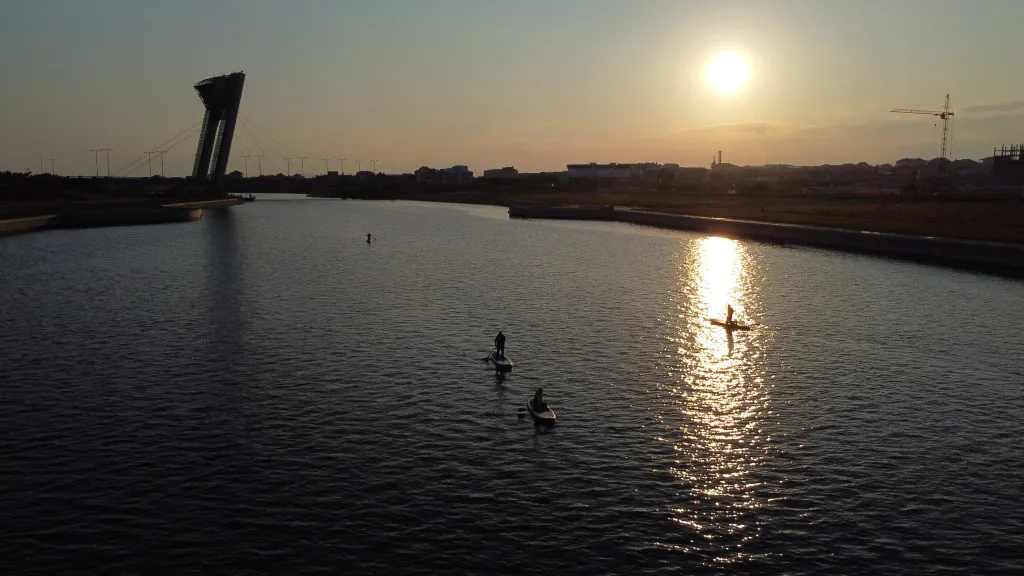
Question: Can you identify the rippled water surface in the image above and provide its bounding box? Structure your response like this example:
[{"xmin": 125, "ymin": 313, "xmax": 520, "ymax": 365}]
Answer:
[{"xmin": 2, "ymin": 196, "xmax": 1022, "ymax": 575}]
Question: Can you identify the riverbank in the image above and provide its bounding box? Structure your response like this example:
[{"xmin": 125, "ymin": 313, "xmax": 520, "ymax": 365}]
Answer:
[
  {"xmin": 0, "ymin": 197, "xmax": 241, "ymax": 237},
  {"xmin": 509, "ymin": 204, "xmax": 1024, "ymax": 276}
]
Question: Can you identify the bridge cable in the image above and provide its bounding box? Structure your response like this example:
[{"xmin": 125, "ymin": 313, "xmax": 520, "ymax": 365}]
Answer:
[
  {"xmin": 112, "ymin": 121, "xmax": 202, "ymax": 177},
  {"xmin": 113, "ymin": 124, "xmax": 201, "ymax": 177}
]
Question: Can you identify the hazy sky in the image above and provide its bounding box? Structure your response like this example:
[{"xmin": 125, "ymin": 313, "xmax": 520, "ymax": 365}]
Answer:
[{"xmin": 3, "ymin": 0, "xmax": 1023, "ymax": 176}]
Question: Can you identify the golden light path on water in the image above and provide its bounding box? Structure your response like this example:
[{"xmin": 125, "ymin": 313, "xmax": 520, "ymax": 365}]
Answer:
[{"xmin": 657, "ymin": 236, "xmax": 774, "ymax": 564}]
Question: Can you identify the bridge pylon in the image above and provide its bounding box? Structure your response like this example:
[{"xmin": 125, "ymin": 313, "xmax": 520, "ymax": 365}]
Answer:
[{"xmin": 190, "ymin": 72, "xmax": 245, "ymax": 193}]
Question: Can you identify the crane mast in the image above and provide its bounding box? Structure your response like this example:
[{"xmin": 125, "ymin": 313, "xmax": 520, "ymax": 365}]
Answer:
[{"xmin": 891, "ymin": 94, "xmax": 954, "ymax": 176}]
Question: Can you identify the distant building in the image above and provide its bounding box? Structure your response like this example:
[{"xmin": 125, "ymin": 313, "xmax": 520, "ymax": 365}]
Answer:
[
  {"xmin": 317, "ymin": 170, "xmax": 341, "ymax": 183},
  {"xmin": 415, "ymin": 165, "xmax": 474, "ymax": 185},
  {"xmin": 566, "ymin": 163, "xmax": 632, "ymax": 180},
  {"xmin": 992, "ymin": 144, "xmax": 1024, "ymax": 185},
  {"xmin": 642, "ymin": 163, "xmax": 682, "ymax": 183},
  {"xmin": 482, "ymin": 166, "xmax": 519, "ymax": 179}
]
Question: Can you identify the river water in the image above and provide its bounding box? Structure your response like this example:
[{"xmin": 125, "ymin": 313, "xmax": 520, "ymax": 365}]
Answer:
[{"xmin": 1, "ymin": 195, "xmax": 1022, "ymax": 575}]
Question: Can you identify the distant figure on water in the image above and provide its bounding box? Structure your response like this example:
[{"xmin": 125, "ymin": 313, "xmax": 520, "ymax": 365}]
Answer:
[
  {"xmin": 726, "ymin": 304, "xmax": 734, "ymax": 326},
  {"xmin": 366, "ymin": 233, "xmax": 372, "ymax": 243},
  {"xmin": 533, "ymin": 387, "xmax": 547, "ymax": 411},
  {"xmin": 494, "ymin": 331, "xmax": 505, "ymax": 358}
]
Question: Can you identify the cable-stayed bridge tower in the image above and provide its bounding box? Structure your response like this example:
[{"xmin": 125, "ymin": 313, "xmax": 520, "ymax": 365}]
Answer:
[{"xmin": 191, "ymin": 72, "xmax": 245, "ymax": 192}]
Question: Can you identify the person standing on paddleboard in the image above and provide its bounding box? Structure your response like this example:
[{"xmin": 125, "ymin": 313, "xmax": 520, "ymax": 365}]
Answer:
[
  {"xmin": 495, "ymin": 331, "xmax": 506, "ymax": 359},
  {"xmin": 726, "ymin": 304, "xmax": 734, "ymax": 326}
]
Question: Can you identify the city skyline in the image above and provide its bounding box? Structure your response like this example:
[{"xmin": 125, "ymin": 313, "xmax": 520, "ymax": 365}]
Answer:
[{"xmin": 2, "ymin": 0, "xmax": 1024, "ymax": 176}]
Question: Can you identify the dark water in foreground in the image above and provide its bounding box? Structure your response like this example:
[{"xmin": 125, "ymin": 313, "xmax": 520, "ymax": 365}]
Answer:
[{"xmin": 2, "ymin": 196, "xmax": 1022, "ymax": 575}]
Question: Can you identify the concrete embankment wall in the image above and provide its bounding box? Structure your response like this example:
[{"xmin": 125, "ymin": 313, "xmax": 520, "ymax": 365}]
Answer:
[
  {"xmin": 163, "ymin": 198, "xmax": 244, "ymax": 209},
  {"xmin": 0, "ymin": 215, "xmax": 60, "ymax": 236},
  {"xmin": 0, "ymin": 197, "xmax": 241, "ymax": 237},
  {"xmin": 508, "ymin": 204, "xmax": 617, "ymax": 220},
  {"xmin": 509, "ymin": 204, "xmax": 1024, "ymax": 276},
  {"xmin": 61, "ymin": 208, "xmax": 203, "ymax": 229}
]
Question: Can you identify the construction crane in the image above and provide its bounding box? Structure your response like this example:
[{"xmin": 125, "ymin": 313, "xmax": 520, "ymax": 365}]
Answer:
[{"xmin": 891, "ymin": 94, "xmax": 954, "ymax": 176}]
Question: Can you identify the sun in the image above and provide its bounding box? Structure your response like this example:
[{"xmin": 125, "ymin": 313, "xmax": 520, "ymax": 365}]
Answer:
[{"xmin": 705, "ymin": 52, "xmax": 751, "ymax": 96}]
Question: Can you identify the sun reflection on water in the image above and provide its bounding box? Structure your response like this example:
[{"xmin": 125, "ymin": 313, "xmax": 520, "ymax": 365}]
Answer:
[{"xmin": 659, "ymin": 236, "xmax": 772, "ymax": 564}]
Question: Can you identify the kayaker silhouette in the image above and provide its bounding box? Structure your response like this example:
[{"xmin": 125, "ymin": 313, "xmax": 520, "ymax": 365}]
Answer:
[{"xmin": 494, "ymin": 331, "xmax": 506, "ymax": 359}]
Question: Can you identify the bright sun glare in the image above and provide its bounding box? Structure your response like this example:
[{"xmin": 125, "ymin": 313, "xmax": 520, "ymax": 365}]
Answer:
[{"xmin": 705, "ymin": 52, "xmax": 751, "ymax": 96}]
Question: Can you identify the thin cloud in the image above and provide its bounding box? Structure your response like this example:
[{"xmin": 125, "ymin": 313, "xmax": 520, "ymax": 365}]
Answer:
[
  {"xmin": 673, "ymin": 122, "xmax": 778, "ymax": 137},
  {"xmin": 963, "ymin": 100, "xmax": 1024, "ymax": 114}
]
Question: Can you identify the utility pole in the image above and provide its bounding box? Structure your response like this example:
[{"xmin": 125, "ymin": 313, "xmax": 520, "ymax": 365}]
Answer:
[
  {"xmin": 298, "ymin": 156, "xmax": 307, "ymax": 177},
  {"xmin": 371, "ymin": 159, "xmax": 378, "ymax": 173},
  {"xmin": 255, "ymin": 154, "xmax": 265, "ymax": 176},
  {"xmin": 152, "ymin": 150, "xmax": 166, "ymax": 177},
  {"xmin": 284, "ymin": 157, "xmax": 292, "ymax": 175},
  {"xmin": 241, "ymin": 155, "xmax": 250, "ymax": 178},
  {"xmin": 323, "ymin": 157, "xmax": 331, "ymax": 173},
  {"xmin": 90, "ymin": 149, "xmax": 101, "ymax": 177},
  {"xmin": 102, "ymin": 148, "xmax": 112, "ymax": 177},
  {"xmin": 39, "ymin": 154, "xmax": 44, "ymax": 175},
  {"xmin": 356, "ymin": 160, "xmax": 363, "ymax": 173},
  {"xmin": 146, "ymin": 151, "xmax": 154, "ymax": 177},
  {"xmin": 339, "ymin": 157, "xmax": 346, "ymax": 175}
]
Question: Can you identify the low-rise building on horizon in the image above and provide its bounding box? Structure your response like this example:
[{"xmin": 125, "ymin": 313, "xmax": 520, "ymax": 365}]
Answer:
[
  {"xmin": 482, "ymin": 166, "xmax": 519, "ymax": 179},
  {"xmin": 567, "ymin": 163, "xmax": 632, "ymax": 180},
  {"xmin": 415, "ymin": 165, "xmax": 474, "ymax": 185}
]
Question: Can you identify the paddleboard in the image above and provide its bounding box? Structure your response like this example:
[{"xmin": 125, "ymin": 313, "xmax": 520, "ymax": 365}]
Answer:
[
  {"xmin": 527, "ymin": 399, "xmax": 556, "ymax": 425},
  {"xmin": 489, "ymin": 350, "xmax": 514, "ymax": 372},
  {"xmin": 710, "ymin": 319, "xmax": 751, "ymax": 330}
]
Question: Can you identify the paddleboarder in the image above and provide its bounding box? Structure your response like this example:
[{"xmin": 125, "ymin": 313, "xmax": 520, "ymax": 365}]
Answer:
[
  {"xmin": 533, "ymin": 387, "xmax": 547, "ymax": 411},
  {"xmin": 726, "ymin": 304, "xmax": 734, "ymax": 326},
  {"xmin": 366, "ymin": 233, "xmax": 372, "ymax": 243},
  {"xmin": 494, "ymin": 331, "xmax": 506, "ymax": 359}
]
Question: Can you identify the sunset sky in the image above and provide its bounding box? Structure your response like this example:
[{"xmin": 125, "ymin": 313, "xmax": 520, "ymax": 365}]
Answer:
[{"xmin": 3, "ymin": 0, "xmax": 1023, "ymax": 176}]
